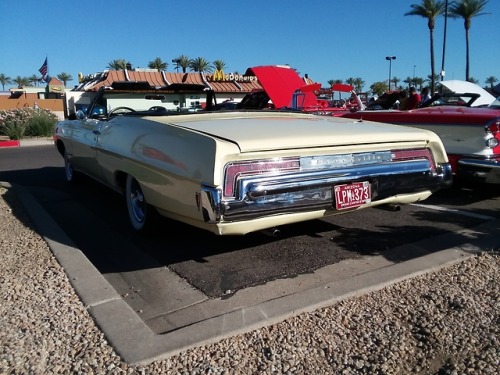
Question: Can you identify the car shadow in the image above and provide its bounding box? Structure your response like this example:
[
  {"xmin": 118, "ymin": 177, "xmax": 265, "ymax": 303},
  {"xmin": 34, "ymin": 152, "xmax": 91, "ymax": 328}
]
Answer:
[{"xmin": 2, "ymin": 167, "xmax": 499, "ymax": 298}]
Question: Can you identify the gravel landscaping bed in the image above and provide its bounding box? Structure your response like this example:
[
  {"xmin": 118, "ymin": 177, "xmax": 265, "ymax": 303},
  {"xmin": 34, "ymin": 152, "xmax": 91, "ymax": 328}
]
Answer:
[{"xmin": 0, "ymin": 185, "xmax": 498, "ymax": 374}]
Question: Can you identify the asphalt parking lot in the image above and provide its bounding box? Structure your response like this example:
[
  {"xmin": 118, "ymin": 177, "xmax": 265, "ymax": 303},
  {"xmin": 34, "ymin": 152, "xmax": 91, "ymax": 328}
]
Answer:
[{"xmin": 1, "ymin": 143, "xmax": 499, "ymax": 364}]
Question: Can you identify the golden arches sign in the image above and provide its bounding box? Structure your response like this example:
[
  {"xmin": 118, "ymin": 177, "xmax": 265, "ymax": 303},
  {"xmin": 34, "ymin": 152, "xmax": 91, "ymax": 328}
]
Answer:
[
  {"xmin": 207, "ymin": 70, "xmax": 258, "ymax": 83},
  {"xmin": 212, "ymin": 69, "xmax": 225, "ymax": 81}
]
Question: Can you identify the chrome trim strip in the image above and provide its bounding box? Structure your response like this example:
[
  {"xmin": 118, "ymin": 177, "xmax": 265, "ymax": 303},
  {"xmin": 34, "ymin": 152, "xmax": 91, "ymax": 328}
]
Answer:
[
  {"xmin": 200, "ymin": 185, "xmax": 221, "ymax": 224},
  {"xmin": 300, "ymin": 151, "xmax": 392, "ymax": 170},
  {"xmin": 458, "ymin": 158, "xmax": 500, "ymax": 169},
  {"xmin": 457, "ymin": 158, "xmax": 500, "ymax": 184}
]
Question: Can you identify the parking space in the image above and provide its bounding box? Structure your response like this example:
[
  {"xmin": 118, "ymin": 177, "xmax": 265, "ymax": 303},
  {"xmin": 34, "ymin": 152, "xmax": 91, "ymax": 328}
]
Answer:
[{"xmin": 2, "ymin": 145, "xmax": 499, "ymax": 363}]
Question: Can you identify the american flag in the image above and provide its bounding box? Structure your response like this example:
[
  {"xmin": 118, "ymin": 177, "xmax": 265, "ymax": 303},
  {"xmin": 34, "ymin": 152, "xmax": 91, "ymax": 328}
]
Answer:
[{"xmin": 38, "ymin": 58, "xmax": 48, "ymax": 77}]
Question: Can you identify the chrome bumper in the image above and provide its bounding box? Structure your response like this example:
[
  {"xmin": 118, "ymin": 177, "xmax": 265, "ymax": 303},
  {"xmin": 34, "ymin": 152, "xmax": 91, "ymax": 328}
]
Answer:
[
  {"xmin": 458, "ymin": 158, "xmax": 500, "ymax": 184},
  {"xmin": 200, "ymin": 160, "xmax": 452, "ymax": 223}
]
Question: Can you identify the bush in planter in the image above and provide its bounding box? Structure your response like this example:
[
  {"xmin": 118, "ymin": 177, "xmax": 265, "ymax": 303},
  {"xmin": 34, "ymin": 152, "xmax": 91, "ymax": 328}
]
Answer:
[
  {"xmin": 26, "ymin": 109, "xmax": 58, "ymax": 137},
  {"xmin": 0, "ymin": 108, "xmax": 57, "ymax": 139}
]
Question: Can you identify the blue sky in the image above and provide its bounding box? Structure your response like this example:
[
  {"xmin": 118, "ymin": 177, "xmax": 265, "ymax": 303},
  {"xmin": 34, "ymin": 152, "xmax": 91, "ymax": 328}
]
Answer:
[{"xmin": 1, "ymin": 0, "xmax": 498, "ymax": 91}]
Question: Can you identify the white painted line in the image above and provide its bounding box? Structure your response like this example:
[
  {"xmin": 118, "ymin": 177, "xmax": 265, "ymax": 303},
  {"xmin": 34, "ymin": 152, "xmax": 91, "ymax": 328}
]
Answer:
[{"xmin": 411, "ymin": 203, "xmax": 495, "ymax": 221}]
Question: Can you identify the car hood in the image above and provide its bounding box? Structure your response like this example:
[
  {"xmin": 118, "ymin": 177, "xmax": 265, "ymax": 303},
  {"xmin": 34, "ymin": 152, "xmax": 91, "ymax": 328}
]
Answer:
[
  {"xmin": 439, "ymin": 80, "xmax": 496, "ymax": 107},
  {"xmin": 149, "ymin": 112, "xmax": 439, "ymax": 153}
]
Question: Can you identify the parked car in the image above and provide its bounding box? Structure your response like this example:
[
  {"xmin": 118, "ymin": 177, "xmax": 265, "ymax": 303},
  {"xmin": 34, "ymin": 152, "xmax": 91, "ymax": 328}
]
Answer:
[
  {"xmin": 436, "ymin": 80, "xmax": 496, "ymax": 107},
  {"xmin": 54, "ymin": 81, "xmax": 452, "ymax": 235},
  {"xmin": 341, "ymin": 92, "xmax": 500, "ymax": 184},
  {"xmin": 490, "ymin": 96, "xmax": 500, "ymax": 109}
]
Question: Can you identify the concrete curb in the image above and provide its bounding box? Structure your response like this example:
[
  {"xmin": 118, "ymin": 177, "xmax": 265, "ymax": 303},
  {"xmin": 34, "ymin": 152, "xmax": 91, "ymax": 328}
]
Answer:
[
  {"xmin": 0, "ymin": 140, "xmax": 20, "ymax": 147},
  {"xmin": 3, "ymin": 181, "xmax": 499, "ymax": 365},
  {"xmin": 0, "ymin": 137, "xmax": 53, "ymax": 148}
]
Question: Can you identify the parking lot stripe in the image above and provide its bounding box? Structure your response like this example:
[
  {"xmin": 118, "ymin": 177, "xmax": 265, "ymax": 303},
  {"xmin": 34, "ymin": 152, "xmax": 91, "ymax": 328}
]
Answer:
[{"xmin": 411, "ymin": 203, "xmax": 495, "ymax": 221}]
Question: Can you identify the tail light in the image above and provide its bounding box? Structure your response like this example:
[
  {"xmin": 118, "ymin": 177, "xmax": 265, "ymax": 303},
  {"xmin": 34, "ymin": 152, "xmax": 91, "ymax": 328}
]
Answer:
[
  {"xmin": 485, "ymin": 119, "xmax": 500, "ymax": 134},
  {"xmin": 391, "ymin": 148, "xmax": 435, "ymax": 172},
  {"xmin": 485, "ymin": 119, "xmax": 500, "ymax": 150},
  {"xmin": 224, "ymin": 149, "xmax": 436, "ymax": 198},
  {"xmin": 223, "ymin": 158, "xmax": 300, "ymax": 197}
]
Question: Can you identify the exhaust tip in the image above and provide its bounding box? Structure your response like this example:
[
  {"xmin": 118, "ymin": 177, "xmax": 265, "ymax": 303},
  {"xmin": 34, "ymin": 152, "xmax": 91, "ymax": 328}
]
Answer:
[
  {"xmin": 261, "ymin": 227, "xmax": 282, "ymax": 237},
  {"xmin": 377, "ymin": 203, "xmax": 401, "ymax": 212}
]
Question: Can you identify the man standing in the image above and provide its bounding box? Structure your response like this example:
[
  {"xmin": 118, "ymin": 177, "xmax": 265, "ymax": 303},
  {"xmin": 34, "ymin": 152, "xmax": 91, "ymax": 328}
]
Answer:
[{"xmin": 406, "ymin": 87, "xmax": 421, "ymax": 110}]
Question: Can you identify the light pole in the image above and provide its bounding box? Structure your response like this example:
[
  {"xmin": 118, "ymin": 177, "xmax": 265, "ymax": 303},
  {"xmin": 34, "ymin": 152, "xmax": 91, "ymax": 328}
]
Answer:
[
  {"xmin": 440, "ymin": 0, "xmax": 449, "ymax": 92},
  {"xmin": 385, "ymin": 56, "xmax": 396, "ymax": 91}
]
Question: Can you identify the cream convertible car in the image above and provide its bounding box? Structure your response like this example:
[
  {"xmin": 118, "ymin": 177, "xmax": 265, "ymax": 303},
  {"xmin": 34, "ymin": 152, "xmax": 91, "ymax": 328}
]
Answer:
[{"xmin": 54, "ymin": 82, "xmax": 452, "ymax": 235}]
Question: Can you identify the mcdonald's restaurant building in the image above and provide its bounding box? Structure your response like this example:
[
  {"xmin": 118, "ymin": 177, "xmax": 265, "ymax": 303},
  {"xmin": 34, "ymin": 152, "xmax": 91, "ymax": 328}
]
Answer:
[
  {"xmin": 1, "ymin": 66, "xmax": 314, "ymax": 118},
  {"xmin": 66, "ymin": 68, "xmax": 265, "ymax": 117}
]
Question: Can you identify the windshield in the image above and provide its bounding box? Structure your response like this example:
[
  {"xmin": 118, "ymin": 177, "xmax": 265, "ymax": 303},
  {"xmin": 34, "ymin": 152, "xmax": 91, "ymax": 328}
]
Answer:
[
  {"xmin": 489, "ymin": 96, "xmax": 500, "ymax": 109},
  {"xmin": 86, "ymin": 87, "xmax": 214, "ymax": 118}
]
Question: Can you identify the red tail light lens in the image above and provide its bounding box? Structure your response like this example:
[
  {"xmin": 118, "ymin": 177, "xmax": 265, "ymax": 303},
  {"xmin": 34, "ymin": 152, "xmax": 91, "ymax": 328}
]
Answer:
[
  {"xmin": 485, "ymin": 119, "xmax": 500, "ymax": 135},
  {"xmin": 391, "ymin": 148, "xmax": 435, "ymax": 172},
  {"xmin": 224, "ymin": 158, "xmax": 300, "ymax": 197},
  {"xmin": 485, "ymin": 119, "xmax": 500, "ymax": 150},
  {"xmin": 224, "ymin": 149, "xmax": 436, "ymax": 198}
]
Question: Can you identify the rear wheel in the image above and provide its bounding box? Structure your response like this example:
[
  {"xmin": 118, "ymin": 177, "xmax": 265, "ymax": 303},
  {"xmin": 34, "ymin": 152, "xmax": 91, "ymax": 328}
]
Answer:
[{"xmin": 125, "ymin": 175, "xmax": 157, "ymax": 232}]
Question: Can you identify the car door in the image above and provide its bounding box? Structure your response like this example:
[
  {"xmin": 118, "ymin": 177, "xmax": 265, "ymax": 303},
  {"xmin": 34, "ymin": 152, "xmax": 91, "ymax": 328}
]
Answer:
[{"xmin": 67, "ymin": 116, "xmax": 103, "ymax": 180}]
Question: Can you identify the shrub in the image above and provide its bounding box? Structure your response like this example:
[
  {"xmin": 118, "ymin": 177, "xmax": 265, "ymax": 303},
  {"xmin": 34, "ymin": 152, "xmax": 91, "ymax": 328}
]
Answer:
[
  {"xmin": 26, "ymin": 109, "xmax": 58, "ymax": 137},
  {"xmin": 0, "ymin": 108, "xmax": 58, "ymax": 139}
]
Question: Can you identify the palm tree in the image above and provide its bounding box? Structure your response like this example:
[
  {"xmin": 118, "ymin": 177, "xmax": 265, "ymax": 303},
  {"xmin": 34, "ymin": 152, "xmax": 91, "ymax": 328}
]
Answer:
[
  {"xmin": 57, "ymin": 72, "xmax": 73, "ymax": 86},
  {"xmin": 467, "ymin": 77, "xmax": 479, "ymax": 84},
  {"xmin": 448, "ymin": 0, "xmax": 490, "ymax": 81},
  {"xmin": 0, "ymin": 74, "xmax": 12, "ymax": 91},
  {"xmin": 413, "ymin": 77, "xmax": 425, "ymax": 91},
  {"xmin": 212, "ymin": 60, "xmax": 226, "ymax": 72},
  {"xmin": 346, "ymin": 77, "xmax": 356, "ymax": 87},
  {"xmin": 405, "ymin": 0, "xmax": 446, "ymax": 94},
  {"xmin": 403, "ymin": 76, "xmax": 413, "ymax": 89},
  {"xmin": 107, "ymin": 59, "xmax": 129, "ymax": 70},
  {"xmin": 13, "ymin": 76, "xmax": 29, "ymax": 88},
  {"xmin": 426, "ymin": 73, "xmax": 441, "ymax": 91},
  {"xmin": 148, "ymin": 57, "xmax": 167, "ymax": 72},
  {"xmin": 353, "ymin": 78, "xmax": 365, "ymax": 93},
  {"xmin": 485, "ymin": 76, "xmax": 498, "ymax": 89},
  {"xmin": 173, "ymin": 55, "xmax": 190, "ymax": 73},
  {"xmin": 189, "ymin": 57, "xmax": 211, "ymax": 73},
  {"xmin": 392, "ymin": 77, "xmax": 401, "ymax": 89},
  {"xmin": 370, "ymin": 82, "xmax": 389, "ymax": 96},
  {"xmin": 28, "ymin": 74, "xmax": 40, "ymax": 87}
]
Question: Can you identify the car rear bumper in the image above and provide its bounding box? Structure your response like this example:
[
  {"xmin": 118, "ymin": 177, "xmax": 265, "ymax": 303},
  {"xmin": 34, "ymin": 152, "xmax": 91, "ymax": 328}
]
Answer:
[
  {"xmin": 458, "ymin": 157, "xmax": 500, "ymax": 184},
  {"xmin": 200, "ymin": 160, "xmax": 453, "ymax": 224}
]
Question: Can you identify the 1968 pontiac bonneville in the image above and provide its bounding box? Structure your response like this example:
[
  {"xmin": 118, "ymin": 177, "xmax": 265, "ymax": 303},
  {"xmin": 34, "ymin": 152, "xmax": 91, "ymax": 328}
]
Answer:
[{"xmin": 54, "ymin": 82, "xmax": 452, "ymax": 235}]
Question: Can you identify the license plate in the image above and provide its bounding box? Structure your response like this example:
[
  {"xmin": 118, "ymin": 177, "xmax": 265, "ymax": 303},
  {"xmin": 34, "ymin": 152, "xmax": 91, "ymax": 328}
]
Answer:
[{"xmin": 334, "ymin": 181, "xmax": 371, "ymax": 210}]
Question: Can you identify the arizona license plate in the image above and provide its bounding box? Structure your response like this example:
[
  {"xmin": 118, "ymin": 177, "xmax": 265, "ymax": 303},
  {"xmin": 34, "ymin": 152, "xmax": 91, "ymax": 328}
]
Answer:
[{"xmin": 334, "ymin": 181, "xmax": 371, "ymax": 210}]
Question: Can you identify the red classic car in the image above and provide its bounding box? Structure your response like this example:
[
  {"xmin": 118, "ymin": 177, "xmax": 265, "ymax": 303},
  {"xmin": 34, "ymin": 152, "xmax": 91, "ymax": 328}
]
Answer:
[
  {"xmin": 341, "ymin": 102, "xmax": 500, "ymax": 184},
  {"xmin": 222, "ymin": 67, "xmax": 500, "ymax": 184}
]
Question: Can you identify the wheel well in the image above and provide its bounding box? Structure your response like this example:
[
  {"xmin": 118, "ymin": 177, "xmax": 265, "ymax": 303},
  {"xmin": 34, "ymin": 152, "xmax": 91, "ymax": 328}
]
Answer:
[
  {"xmin": 55, "ymin": 140, "xmax": 65, "ymax": 157},
  {"xmin": 115, "ymin": 171, "xmax": 128, "ymax": 194}
]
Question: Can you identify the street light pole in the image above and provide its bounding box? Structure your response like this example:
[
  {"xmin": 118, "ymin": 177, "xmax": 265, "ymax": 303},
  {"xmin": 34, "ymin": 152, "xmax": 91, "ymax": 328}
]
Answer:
[
  {"xmin": 440, "ymin": 0, "xmax": 449, "ymax": 92},
  {"xmin": 385, "ymin": 56, "xmax": 396, "ymax": 91}
]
